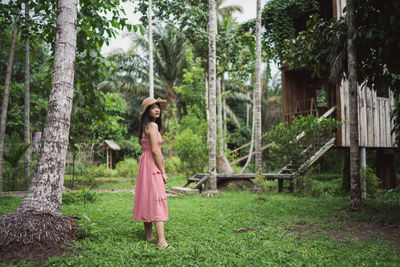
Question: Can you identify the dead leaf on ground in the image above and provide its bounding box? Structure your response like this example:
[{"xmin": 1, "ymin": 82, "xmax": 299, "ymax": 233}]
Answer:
[{"xmin": 236, "ymin": 227, "xmax": 255, "ymax": 233}]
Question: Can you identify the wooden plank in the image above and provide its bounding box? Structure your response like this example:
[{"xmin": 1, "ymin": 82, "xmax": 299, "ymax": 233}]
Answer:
[
  {"xmin": 379, "ymin": 99, "xmax": 385, "ymax": 147},
  {"xmin": 385, "ymin": 100, "xmax": 391, "ymax": 147},
  {"xmin": 390, "ymin": 90, "xmax": 396, "ymax": 145},
  {"xmin": 366, "ymin": 88, "xmax": 374, "ymax": 147},
  {"xmin": 362, "ymin": 86, "xmax": 368, "ymax": 146},
  {"xmin": 294, "ymin": 137, "xmax": 336, "ymax": 176},
  {"xmin": 215, "ymin": 173, "xmax": 293, "ymax": 180},
  {"xmin": 170, "ymin": 187, "xmax": 199, "ymax": 194},
  {"xmin": 336, "ymin": 83, "xmax": 342, "ymax": 146},
  {"xmin": 373, "ymin": 90, "xmax": 380, "ymax": 147},
  {"xmin": 193, "ymin": 175, "xmax": 209, "ymax": 189},
  {"xmin": 343, "ymin": 80, "xmax": 350, "ymax": 146},
  {"xmin": 359, "ymin": 85, "xmax": 367, "ymax": 146},
  {"xmin": 230, "ymin": 143, "xmax": 272, "ymax": 165}
]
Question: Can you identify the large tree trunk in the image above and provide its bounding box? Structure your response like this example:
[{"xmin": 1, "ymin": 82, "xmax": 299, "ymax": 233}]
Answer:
[
  {"xmin": 254, "ymin": 0, "xmax": 262, "ymax": 171},
  {"xmin": 148, "ymin": 0, "xmax": 154, "ymax": 97},
  {"xmin": 0, "ymin": 7, "xmax": 21, "ymax": 193},
  {"xmin": 0, "ymin": 0, "xmax": 79, "ymax": 260},
  {"xmin": 346, "ymin": 0, "xmax": 365, "ymax": 210},
  {"xmin": 18, "ymin": 0, "xmax": 77, "ymax": 214},
  {"xmin": 205, "ymin": 0, "xmax": 218, "ymax": 196},
  {"xmin": 24, "ymin": 0, "xmax": 31, "ymax": 179}
]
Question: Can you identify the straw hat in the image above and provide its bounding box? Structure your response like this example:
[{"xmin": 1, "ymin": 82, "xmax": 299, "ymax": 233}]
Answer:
[{"xmin": 139, "ymin": 97, "xmax": 167, "ymax": 119}]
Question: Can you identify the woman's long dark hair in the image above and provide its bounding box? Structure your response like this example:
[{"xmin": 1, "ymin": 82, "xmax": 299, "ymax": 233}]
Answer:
[{"xmin": 138, "ymin": 103, "xmax": 163, "ymax": 139}]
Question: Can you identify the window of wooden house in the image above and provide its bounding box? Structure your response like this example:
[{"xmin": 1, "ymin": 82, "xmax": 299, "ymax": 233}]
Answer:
[
  {"xmin": 316, "ymin": 85, "xmax": 327, "ymax": 108},
  {"xmin": 377, "ymin": 87, "xmax": 389, "ymax": 98}
]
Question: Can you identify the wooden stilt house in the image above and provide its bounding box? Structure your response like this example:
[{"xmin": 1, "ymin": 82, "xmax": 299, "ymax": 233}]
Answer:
[{"xmin": 282, "ymin": 0, "xmax": 397, "ymax": 188}]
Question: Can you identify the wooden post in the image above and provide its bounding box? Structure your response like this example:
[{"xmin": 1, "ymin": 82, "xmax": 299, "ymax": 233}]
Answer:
[
  {"xmin": 278, "ymin": 179, "xmax": 283, "ymax": 192},
  {"xmin": 106, "ymin": 148, "xmax": 110, "ymax": 169}
]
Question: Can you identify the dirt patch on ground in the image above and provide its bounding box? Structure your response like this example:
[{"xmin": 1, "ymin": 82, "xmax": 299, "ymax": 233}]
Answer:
[
  {"xmin": 287, "ymin": 219, "xmax": 400, "ymax": 245},
  {"xmin": 218, "ymin": 179, "xmax": 255, "ymax": 190}
]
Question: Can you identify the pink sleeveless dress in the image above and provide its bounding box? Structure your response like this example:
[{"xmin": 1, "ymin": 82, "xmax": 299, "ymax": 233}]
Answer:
[{"xmin": 132, "ymin": 131, "xmax": 168, "ymax": 222}]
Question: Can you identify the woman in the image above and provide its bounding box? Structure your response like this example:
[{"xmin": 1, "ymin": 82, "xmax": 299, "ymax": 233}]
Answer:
[{"xmin": 132, "ymin": 97, "xmax": 171, "ymax": 249}]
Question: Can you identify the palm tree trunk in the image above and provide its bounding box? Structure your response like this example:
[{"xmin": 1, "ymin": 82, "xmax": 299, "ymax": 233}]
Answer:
[
  {"xmin": 346, "ymin": 0, "xmax": 365, "ymax": 210},
  {"xmin": 0, "ymin": 6, "xmax": 21, "ymax": 193},
  {"xmin": 222, "ymin": 77, "xmax": 227, "ymax": 151},
  {"xmin": 148, "ymin": 0, "xmax": 154, "ymax": 97},
  {"xmin": 165, "ymin": 81, "xmax": 176, "ymax": 106},
  {"xmin": 18, "ymin": 0, "xmax": 78, "ymax": 215},
  {"xmin": 217, "ymin": 78, "xmax": 223, "ymax": 157},
  {"xmin": 254, "ymin": 0, "xmax": 262, "ymax": 172},
  {"xmin": 24, "ymin": 0, "xmax": 31, "ymax": 178},
  {"xmin": 205, "ymin": 0, "xmax": 218, "ymax": 195},
  {"xmin": 241, "ymin": 92, "xmax": 256, "ymax": 174}
]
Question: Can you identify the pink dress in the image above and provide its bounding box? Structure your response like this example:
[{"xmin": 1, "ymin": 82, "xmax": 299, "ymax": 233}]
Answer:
[{"xmin": 132, "ymin": 131, "xmax": 168, "ymax": 222}]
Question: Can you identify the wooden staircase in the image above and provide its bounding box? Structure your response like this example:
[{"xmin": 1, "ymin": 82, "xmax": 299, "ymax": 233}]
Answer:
[
  {"xmin": 171, "ymin": 107, "xmax": 338, "ymax": 194},
  {"xmin": 171, "ymin": 137, "xmax": 336, "ymax": 194}
]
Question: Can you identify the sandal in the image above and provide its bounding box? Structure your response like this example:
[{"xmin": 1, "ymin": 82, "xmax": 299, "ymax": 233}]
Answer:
[{"xmin": 157, "ymin": 243, "xmax": 173, "ymax": 250}]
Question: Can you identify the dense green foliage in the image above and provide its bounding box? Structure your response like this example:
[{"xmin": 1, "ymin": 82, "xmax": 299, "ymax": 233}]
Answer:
[
  {"xmin": 265, "ymin": 115, "xmax": 342, "ymax": 171},
  {"xmin": 1, "ymin": 189, "xmax": 400, "ymax": 266},
  {"xmin": 263, "ymin": 0, "xmax": 400, "ymax": 144}
]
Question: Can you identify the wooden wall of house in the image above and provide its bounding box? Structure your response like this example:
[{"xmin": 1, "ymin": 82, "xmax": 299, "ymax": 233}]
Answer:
[
  {"xmin": 333, "ymin": 0, "xmax": 396, "ymax": 148},
  {"xmin": 281, "ymin": 69, "xmax": 316, "ymax": 119},
  {"xmin": 338, "ymin": 80, "xmax": 396, "ymax": 147}
]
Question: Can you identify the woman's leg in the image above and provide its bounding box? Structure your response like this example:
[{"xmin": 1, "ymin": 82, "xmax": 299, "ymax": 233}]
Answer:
[
  {"xmin": 155, "ymin": 221, "xmax": 168, "ymax": 247},
  {"xmin": 144, "ymin": 222, "xmax": 155, "ymax": 241}
]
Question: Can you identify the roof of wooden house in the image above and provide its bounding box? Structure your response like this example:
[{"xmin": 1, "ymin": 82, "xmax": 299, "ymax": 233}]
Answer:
[{"xmin": 98, "ymin": 140, "xmax": 121, "ymax": 151}]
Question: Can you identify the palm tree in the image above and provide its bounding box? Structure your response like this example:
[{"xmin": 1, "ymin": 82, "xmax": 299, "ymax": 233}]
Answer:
[
  {"xmin": 346, "ymin": 0, "xmax": 365, "ymax": 210},
  {"xmin": 205, "ymin": 0, "xmax": 218, "ymax": 196},
  {"xmin": 130, "ymin": 25, "xmax": 187, "ymax": 107},
  {"xmin": 255, "ymin": 0, "xmax": 262, "ymax": 171},
  {"xmin": 153, "ymin": 25, "xmax": 187, "ymax": 106},
  {"xmin": 217, "ymin": 0, "xmax": 243, "ymax": 20}
]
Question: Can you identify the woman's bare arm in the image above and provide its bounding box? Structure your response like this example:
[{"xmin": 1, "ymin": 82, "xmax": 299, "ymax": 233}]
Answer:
[{"xmin": 147, "ymin": 122, "xmax": 168, "ymax": 183}]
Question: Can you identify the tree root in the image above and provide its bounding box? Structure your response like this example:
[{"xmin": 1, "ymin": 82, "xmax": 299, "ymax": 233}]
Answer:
[
  {"xmin": 203, "ymin": 189, "xmax": 220, "ymax": 197},
  {"xmin": 0, "ymin": 211, "xmax": 78, "ymax": 264}
]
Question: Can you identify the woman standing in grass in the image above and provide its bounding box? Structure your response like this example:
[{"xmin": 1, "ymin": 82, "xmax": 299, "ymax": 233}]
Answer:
[{"xmin": 132, "ymin": 97, "xmax": 171, "ymax": 249}]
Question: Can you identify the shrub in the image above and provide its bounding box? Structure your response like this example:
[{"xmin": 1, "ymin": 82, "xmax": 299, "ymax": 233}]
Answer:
[
  {"xmin": 76, "ymin": 215, "xmax": 103, "ymax": 239},
  {"xmin": 379, "ymin": 188, "xmax": 400, "ymax": 205},
  {"xmin": 360, "ymin": 167, "xmax": 382, "ymax": 198},
  {"xmin": 116, "ymin": 158, "xmax": 139, "ymax": 185},
  {"xmin": 86, "ymin": 164, "xmax": 117, "ymax": 178},
  {"xmin": 174, "ymin": 128, "xmax": 207, "ymax": 175},
  {"xmin": 164, "ymin": 156, "xmax": 183, "ymax": 175},
  {"xmin": 265, "ymin": 115, "xmax": 342, "ymax": 171},
  {"xmin": 62, "ymin": 186, "xmax": 97, "ymax": 205}
]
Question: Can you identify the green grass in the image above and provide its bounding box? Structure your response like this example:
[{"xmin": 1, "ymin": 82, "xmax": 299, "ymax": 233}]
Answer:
[{"xmin": 1, "ymin": 187, "xmax": 400, "ymax": 266}]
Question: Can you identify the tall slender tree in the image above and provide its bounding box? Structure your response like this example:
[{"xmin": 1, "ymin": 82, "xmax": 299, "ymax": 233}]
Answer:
[
  {"xmin": 0, "ymin": 0, "xmax": 79, "ymax": 254},
  {"xmin": 346, "ymin": 0, "xmax": 365, "ymax": 210},
  {"xmin": 24, "ymin": 0, "xmax": 31, "ymax": 178},
  {"xmin": 254, "ymin": 0, "xmax": 262, "ymax": 171},
  {"xmin": 148, "ymin": 0, "xmax": 154, "ymax": 97},
  {"xmin": 205, "ymin": 0, "xmax": 218, "ymax": 196},
  {"xmin": 0, "ymin": 3, "xmax": 20, "ymax": 193}
]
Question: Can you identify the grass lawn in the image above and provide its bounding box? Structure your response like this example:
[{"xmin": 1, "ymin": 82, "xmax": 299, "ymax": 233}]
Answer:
[{"xmin": 1, "ymin": 185, "xmax": 400, "ymax": 266}]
